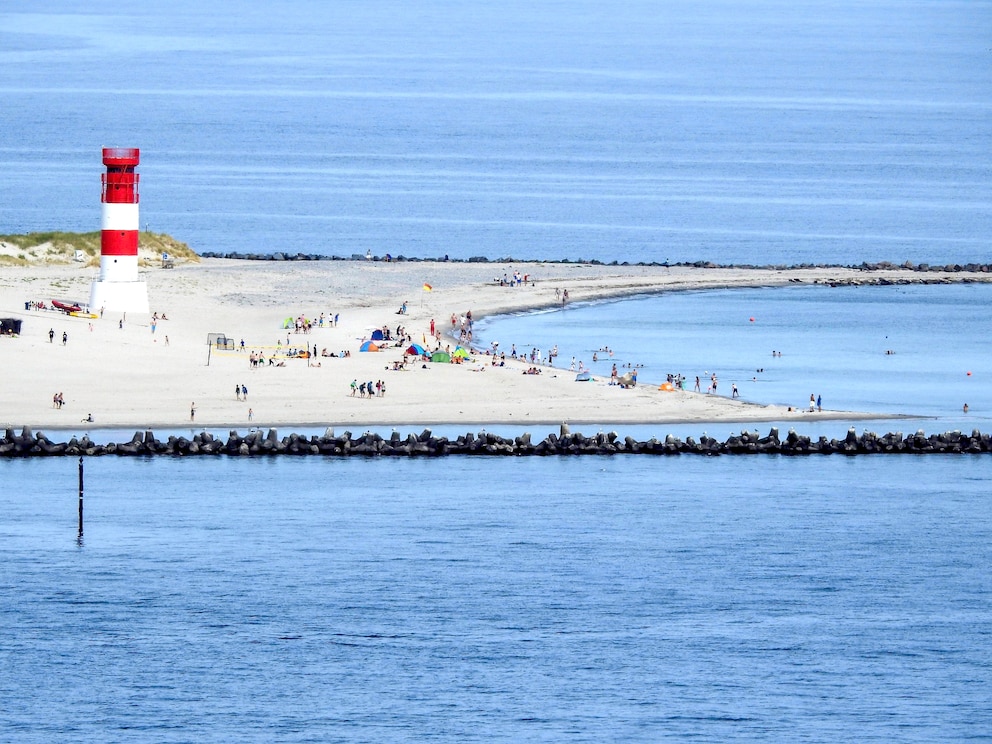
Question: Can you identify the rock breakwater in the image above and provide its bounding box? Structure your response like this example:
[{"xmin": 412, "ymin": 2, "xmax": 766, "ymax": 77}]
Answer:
[{"xmin": 2, "ymin": 427, "xmax": 990, "ymax": 458}]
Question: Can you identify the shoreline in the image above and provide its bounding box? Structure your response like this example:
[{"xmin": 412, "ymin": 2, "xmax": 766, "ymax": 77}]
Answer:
[{"xmin": 1, "ymin": 259, "xmax": 987, "ymax": 431}]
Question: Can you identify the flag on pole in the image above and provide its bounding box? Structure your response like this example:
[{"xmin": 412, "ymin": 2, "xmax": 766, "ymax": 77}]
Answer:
[{"xmin": 423, "ymin": 283, "xmax": 433, "ymax": 292}]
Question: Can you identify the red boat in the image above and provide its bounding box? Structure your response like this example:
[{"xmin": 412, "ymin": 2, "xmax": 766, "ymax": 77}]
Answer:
[{"xmin": 52, "ymin": 300, "xmax": 82, "ymax": 314}]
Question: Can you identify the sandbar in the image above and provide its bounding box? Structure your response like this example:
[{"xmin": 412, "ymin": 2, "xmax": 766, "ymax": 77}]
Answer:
[{"xmin": 1, "ymin": 259, "xmax": 985, "ymax": 431}]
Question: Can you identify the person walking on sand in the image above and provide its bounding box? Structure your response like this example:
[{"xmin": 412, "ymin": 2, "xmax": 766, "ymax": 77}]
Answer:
[
  {"xmin": 190, "ymin": 402, "xmax": 196, "ymax": 421},
  {"xmin": 732, "ymin": 383, "xmax": 739, "ymax": 399},
  {"xmin": 48, "ymin": 328, "xmax": 54, "ymax": 343},
  {"xmin": 62, "ymin": 331, "xmax": 68, "ymax": 346},
  {"xmin": 248, "ymin": 408, "xmax": 253, "ymax": 421},
  {"xmin": 236, "ymin": 383, "xmax": 241, "ymax": 401}
]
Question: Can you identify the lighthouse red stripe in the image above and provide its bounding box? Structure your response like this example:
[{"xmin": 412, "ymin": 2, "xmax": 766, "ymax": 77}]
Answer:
[{"xmin": 102, "ymin": 230, "xmax": 138, "ymax": 256}]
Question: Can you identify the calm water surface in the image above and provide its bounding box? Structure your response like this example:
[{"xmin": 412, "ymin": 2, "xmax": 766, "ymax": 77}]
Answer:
[
  {"xmin": 1, "ymin": 456, "xmax": 990, "ymax": 742},
  {"xmin": 0, "ymin": 0, "xmax": 989, "ymax": 264},
  {"xmin": 476, "ymin": 282, "xmax": 992, "ymax": 424}
]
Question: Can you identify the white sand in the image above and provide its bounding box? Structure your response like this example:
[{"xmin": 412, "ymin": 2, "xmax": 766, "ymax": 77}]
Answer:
[{"xmin": 1, "ymin": 259, "xmax": 984, "ymax": 431}]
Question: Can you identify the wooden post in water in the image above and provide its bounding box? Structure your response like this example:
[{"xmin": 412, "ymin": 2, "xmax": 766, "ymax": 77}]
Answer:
[{"xmin": 77, "ymin": 456, "xmax": 84, "ymax": 536}]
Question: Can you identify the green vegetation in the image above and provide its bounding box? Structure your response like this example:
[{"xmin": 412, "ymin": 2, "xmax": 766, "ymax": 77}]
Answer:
[{"xmin": 0, "ymin": 231, "xmax": 200, "ymax": 266}]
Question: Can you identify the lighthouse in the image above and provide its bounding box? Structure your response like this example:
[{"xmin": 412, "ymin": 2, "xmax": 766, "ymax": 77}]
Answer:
[{"xmin": 89, "ymin": 147, "xmax": 149, "ymax": 314}]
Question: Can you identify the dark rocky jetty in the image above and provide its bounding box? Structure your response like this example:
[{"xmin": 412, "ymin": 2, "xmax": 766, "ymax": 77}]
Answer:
[
  {"xmin": 195, "ymin": 252, "xmax": 992, "ymax": 277},
  {"xmin": 2, "ymin": 426, "xmax": 990, "ymax": 458}
]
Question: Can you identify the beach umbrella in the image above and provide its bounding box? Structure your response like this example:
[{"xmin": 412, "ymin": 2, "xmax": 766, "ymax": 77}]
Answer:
[
  {"xmin": 406, "ymin": 343, "xmax": 426, "ymax": 355},
  {"xmin": 430, "ymin": 351, "xmax": 451, "ymax": 363},
  {"xmin": 360, "ymin": 341, "xmax": 380, "ymax": 352}
]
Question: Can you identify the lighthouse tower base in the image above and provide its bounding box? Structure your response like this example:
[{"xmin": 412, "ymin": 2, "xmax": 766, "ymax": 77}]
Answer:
[{"xmin": 90, "ymin": 279, "xmax": 149, "ymax": 314}]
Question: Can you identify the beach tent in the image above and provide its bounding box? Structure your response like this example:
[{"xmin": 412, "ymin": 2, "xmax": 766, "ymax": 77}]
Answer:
[
  {"xmin": 0, "ymin": 318, "xmax": 22, "ymax": 335},
  {"xmin": 452, "ymin": 347, "xmax": 470, "ymax": 359},
  {"xmin": 282, "ymin": 317, "xmax": 294, "ymax": 329},
  {"xmin": 359, "ymin": 341, "xmax": 380, "ymax": 352},
  {"xmin": 406, "ymin": 343, "xmax": 426, "ymax": 356},
  {"xmin": 659, "ymin": 382, "xmax": 674, "ymax": 391},
  {"xmin": 430, "ymin": 351, "xmax": 451, "ymax": 363},
  {"xmin": 370, "ymin": 329, "xmax": 385, "ymax": 341}
]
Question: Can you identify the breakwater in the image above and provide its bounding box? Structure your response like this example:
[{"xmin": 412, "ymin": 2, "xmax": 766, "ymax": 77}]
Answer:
[
  {"xmin": 2, "ymin": 426, "xmax": 991, "ymax": 457},
  {"xmin": 198, "ymin": 251, "xmax": 992, "ymax": 276}
]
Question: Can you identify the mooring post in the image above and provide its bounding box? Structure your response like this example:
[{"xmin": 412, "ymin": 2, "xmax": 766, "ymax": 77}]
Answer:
[{"xmin": 78, "ymin": 456, "xmax": 84, "ymax": 536}]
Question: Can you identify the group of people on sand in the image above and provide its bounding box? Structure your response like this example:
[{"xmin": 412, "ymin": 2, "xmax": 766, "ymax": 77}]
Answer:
[
  {"xmin": 495, "ymin": 270, "xmax": 529, "ymax": 286},
  {"xmin": 350, "ymin": 379, "xmax": 386, "ymax": 398},
  {"xmin": 51, "ymin": 392, "xmax": 65, "ymax": 408}
]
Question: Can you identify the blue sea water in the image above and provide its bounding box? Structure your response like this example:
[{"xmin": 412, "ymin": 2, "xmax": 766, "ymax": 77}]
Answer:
[
  {"xmin": 0, "ymin": 0, "xmax": 989, "ymax": 264},
  {"xmin": 2, "ymin": 1, "xmax": 992, "ymax": 740},
  {"xmin": 475, "ymin": 281, "xmax": 992, "ymax": 429},
  {"xmin": 2, "ymin": 456, "xmax": 991, "ymax": 742}
]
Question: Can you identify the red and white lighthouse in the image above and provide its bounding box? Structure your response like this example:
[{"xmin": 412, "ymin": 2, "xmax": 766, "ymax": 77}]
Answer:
[{"xmin": 89, "ymin": 147, "xmax": 149, "ymax": 313}]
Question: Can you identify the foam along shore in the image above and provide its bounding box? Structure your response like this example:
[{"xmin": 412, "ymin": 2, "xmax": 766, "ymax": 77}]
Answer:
[{"xmin": 1, "ymin": 259, "xmax": 988, "ymax": 430}]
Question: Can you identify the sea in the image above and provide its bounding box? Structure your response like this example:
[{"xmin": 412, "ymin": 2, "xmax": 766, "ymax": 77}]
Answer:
[{"xmin": 1, "ymin": 1, "xmax": 991, "ymax": 740}]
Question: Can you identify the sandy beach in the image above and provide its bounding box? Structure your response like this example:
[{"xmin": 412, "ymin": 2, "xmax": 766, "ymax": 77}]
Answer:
[{"xmin": 1, "ymin": 258, "xmax": 986, "ymax": 431}]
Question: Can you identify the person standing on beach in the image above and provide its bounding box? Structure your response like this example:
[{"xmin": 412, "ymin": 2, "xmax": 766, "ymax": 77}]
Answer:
[
  {"xmin": 48, "ymin": 328, "xmax": 54, "ymax": 343},
  {"xmin": 732, "ymin": 384, "xmax": 739, "ymax": 399},
  {"xmin": 62, "ymin": 331, "xmax": 67, "ymax": 346},
  {"xmin": 809, "ymin": 394, "xmax": 816, "ymax": 412},
  {"xmin": 236, "ymin": 384, "xmax": 241, "ymax": 401},
  {"xmin": 190, "ymin": 402, "xmax": 196, "ymax": 421},
  {"xmin": 817, "ymin": 394, "xmax": 822, "ymax": 412}
]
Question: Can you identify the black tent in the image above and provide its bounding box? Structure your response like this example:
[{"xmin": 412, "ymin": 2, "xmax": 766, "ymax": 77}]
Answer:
[{"xmin": 1, "ymin": 318, "xmax": 23, "ymax": 335}]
